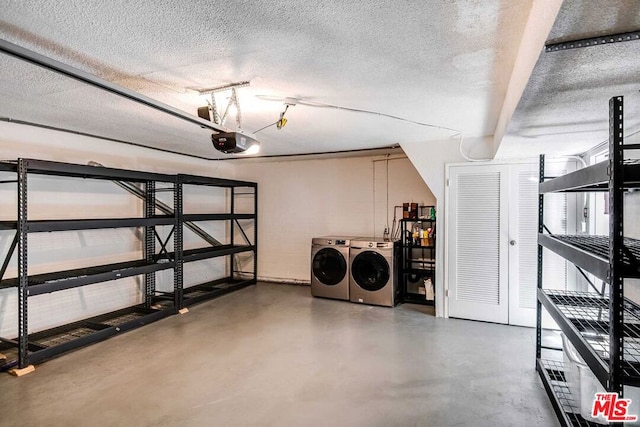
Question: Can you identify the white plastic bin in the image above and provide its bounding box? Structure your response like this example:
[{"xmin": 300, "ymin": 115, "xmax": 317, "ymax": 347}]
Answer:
[{"xmin": 562, "ymin": 333, "xmax": 640, "ymax": 425}]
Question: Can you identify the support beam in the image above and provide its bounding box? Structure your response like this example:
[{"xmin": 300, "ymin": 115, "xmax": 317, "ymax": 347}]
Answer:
[{"xmin": 492, "ymin": 0, "xmax": 563, "ymax": 155}]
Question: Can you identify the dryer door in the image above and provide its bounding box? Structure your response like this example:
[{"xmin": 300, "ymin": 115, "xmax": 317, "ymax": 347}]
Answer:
[
  {"xmin": 352, "ymin": 251, "xmax": 390, "ymax": 291},
  {"xmin": 312, "ymin": 247, "xmax": 347, "ymax": 286}
]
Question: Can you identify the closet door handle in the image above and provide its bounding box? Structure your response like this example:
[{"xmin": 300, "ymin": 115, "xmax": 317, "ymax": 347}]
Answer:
[{"xmin": 510, "ymin": 240, "xmax": 517, "ymax": 246}]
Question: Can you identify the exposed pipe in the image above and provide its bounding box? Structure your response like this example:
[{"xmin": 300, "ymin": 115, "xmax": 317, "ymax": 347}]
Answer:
[
  {"xmin": 372, "ymin": 156, "xmax": 407, "ymax": 239},
  {"xmin": 583, "ymin": 128, "xmax": 640, "ymax": 155},
  {"xmin": 371, "ymin": 156, "xmax": 407, "ymax": 163},
  {"xmin": 372, "ymin": 159, "xmax": 376, "ymax": 237},
  {"xmin": 457, "ymin": 133, "xmax": 491, "ymax": 162},
  {"xmin": 258, "ymin": 276, "xmax": 310, "ymax": 285},
  {"xmin": 386, "ymin": 155, "xmax": 390, "ymax": 239}
]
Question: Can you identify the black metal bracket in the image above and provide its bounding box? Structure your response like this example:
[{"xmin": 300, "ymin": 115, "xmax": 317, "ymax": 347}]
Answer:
[
  {"xmin": 154, "ymin": 227, "xmax": 175, "ymax": 261},
  {"xmin": 576, "ymin": 266, "xmax": 603, "ymax": 296},
  {"xmin": 234, "ymin": 219, "xmax": 251, "ymax": 245},
  {"xmin": 0, "ymin": 232, "xmax": 18, "ymax": 282},
  {"xmin": 545, "ymin": 30, "xmax": 640, "ymax": 52}
]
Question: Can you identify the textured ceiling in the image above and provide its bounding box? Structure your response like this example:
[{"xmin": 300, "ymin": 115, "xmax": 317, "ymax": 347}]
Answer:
[
  {"xmin": 0, "ymin": 0, "xmax": 534, "ymax": 158},
  {"xmin": 497, "ymin": 0, "xmax": 640, "ymax": 158}
]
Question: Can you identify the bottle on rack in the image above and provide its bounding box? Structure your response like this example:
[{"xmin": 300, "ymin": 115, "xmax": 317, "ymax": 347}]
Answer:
[
  {"xmin": 423, "ymin": 227, "xmax": 431, "ymax": 247},
  {"xmin": 413, "ymin": 224, "xmax": 420, "ymax": 246}
]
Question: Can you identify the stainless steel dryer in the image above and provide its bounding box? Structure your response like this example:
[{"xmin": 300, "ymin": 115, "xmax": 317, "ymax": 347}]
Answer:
[
  {"xmin": 349, "ymin": 238, "xmax": 400, "ymax": 307},
  {"xmin": 311, "ymin": 236, "xmax": 360, "ymax": 300}
]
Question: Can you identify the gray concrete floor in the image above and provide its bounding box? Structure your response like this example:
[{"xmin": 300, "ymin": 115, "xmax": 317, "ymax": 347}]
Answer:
[{"xmin": 0, "ymin": 283, "xmax": 558, "ymax": 426}]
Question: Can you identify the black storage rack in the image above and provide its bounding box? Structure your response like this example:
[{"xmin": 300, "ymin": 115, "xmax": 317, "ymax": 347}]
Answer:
[
  {"xmin": 178, "ymin": 174, "xmax": 257, "ymax": 307},
  {"xmin": 0, "ymin": 159, "xmax": 257, "ymax": 373},
  {"xmin": 536, "ymin": 96, "xmax": 640, "ymax": 426},
  {"xmin": 399, "ymin": 206, "xmax": 436, "ymax": 305}
]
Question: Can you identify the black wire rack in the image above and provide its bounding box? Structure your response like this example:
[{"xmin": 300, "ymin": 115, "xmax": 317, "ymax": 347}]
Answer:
[
  {"xmin": 551, "ymin": 235, "xmax": 640, "ymax": 272},
  {"xmin": 536, "ymin": 96, "xmax": 638, "ymax": 426},
  {"xmin": 538, "ymin": 359, "xmax": 606, "ymax": 427},
  {"xmin": 544, "ymin": 290, "xmax": 640, "ymax": 381}
]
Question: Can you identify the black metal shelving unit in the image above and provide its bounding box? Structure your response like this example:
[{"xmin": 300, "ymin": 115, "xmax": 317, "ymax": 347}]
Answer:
[
  {"xmin": 178, "ymin": 174, "xmax": 257, "ymax": 307},
  {"xmin": 0, "ymin": 159, "xmax": 257, "ymax": 373},
  {"xmin": 536, "ymin": 96, "xmax": 640, "ymax": 426},
  {"xmin": 399, "ymin": 206, "xmax": 436, "ymax": 305}
]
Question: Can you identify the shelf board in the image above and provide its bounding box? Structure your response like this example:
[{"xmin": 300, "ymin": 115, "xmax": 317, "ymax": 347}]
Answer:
[
  {"xmin": 403, "ymin": 268, "xmax": 435, "ymax": 275},
  {"xmin": 181, "ymin": 245, "xmax": 255, "ymax": 263},
  {"xmin": 538, "ymin": 289, "xmax": 640, "ymax": 388},
  {"xmin": 0, "ymin": 159, "xmax": 176, "ymax": 183},
  {"xmin": 182, "ymin": 213, "xmax": 255, "ymax": 222},
  {"xmin": 408, "ymin": 258, "xmax": 435, "ymax": 263},
  {"xmin": 0, "ymin": 259, "xmax": 175, "ymax": 295},
  {"xmin": 401, "ymin": 293, "xmax": 434, "ymax": 306},
  {"xmin": 0, "ymin": 304, "xmax": 173, "ymax": 370},
  {"xmin": 540, "ymin": 159, "xmax": 640, "ymax": 193},
  {"xmin": 183, "ymin": 277, "xmax": 256, "ymax": 306},
  {"xmin": 0, "ymin": 216, "xmax": 175, "ymax": 232},
  {"xmin": 537, "ymin": 358, "xmax": 604, "ymax": 426},
  {"xmin": 538, "ymin": 234, "xmax": 640, "ymax": 283},
  {"xmin": 178, "ymin": 173, "xmax": 257, "ymax": 188}
]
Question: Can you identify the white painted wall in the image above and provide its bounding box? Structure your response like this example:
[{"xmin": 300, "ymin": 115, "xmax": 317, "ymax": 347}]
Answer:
[
  {"xmin": 0, "ymin": 122, "xmax": 235, "ymax": 337},
  {"xmin": 232, "ymin": 154, "xmax": 434, "ymax": 283}
]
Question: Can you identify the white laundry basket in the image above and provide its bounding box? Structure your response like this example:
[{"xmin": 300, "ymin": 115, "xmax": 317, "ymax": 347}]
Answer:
[{"xmin": 562, "ymin": 333, "xmax": 640, "ymax": 425}]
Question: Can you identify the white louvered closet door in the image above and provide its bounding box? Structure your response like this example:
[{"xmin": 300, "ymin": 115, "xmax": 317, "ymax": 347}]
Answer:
[{"xmin": 448, "ymin": 165, "xmax": 509, "ymax": 323}]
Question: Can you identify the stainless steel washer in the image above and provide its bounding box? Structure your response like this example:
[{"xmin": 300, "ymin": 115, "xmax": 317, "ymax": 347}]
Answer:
[
  {"xmin": 311, "ymin": 236, "xmax": 360, "ymax": 300},
  {"xmin": 349, "ymin": 238, "xmax": 399, "ymax": 307}
]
